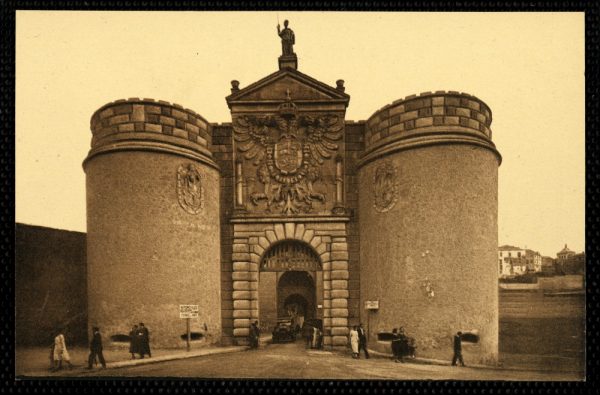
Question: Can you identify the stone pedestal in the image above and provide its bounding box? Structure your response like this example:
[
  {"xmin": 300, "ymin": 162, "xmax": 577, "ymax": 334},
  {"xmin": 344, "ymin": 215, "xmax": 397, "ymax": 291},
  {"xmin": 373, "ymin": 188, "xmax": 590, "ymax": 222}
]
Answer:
[{"xmin": 278, "ymin": 54, "xmax": 298, "ymax": 70}]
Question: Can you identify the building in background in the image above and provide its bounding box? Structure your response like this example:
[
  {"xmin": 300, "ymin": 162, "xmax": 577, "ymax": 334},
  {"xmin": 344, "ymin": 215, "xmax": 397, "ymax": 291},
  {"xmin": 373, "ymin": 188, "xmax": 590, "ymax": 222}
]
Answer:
[
  {"xmin": 498, "ymin": 245, "xmax": 541, "ymax": 277},
  {"xmin": 524, "ymin": 249, "xmax": 542, "ymax": 273},
  {"xmin": 555, "ymin": 244, "xmax": 585, "ymax": 275},
  {"xmin": 557, "ymin": 244, "xmax": 576, "ymax": 263},
  {"xmin": 541, "ymin": 256, "xmax": 556, "ymax": 274}
]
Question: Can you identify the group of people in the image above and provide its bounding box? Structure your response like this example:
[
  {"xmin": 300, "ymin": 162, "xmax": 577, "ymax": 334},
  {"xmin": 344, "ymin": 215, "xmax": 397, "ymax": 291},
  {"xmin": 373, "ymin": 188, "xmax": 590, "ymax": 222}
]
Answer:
[
  {"xmin": 128, "ymin": 323, "xmax": 152, "ymax": 359},
  {"xmin": 349, "ymin": 326, "xmax": 466, "ymax": 366},
  {"xmin": 303, "ymin": 323, "xmax": 323, "ymax": 349},
  {"xmin": 350, "ymin": 325, "xmax": 413, "ymax": 363},
  {"xmin": 390, "ymin": 327, "xmax": 415, "ymax": 363},
  {"xmin": 349, "ymin": 323, "xmax": 369, "ymax": 359},
  {"xmin": 49, "ymin": 328, "xmax": 104, "ymax": 371},
  {"xmin": 49, "ymin": 324, "xmax": 153, "ymax": 371}
]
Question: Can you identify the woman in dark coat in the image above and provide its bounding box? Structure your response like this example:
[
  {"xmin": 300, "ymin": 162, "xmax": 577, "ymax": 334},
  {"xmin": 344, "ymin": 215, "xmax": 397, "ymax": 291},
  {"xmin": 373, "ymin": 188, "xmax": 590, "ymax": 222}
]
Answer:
[{"xmin": 129, "ymin": 324, "xmax": 139, "ymax": 359}]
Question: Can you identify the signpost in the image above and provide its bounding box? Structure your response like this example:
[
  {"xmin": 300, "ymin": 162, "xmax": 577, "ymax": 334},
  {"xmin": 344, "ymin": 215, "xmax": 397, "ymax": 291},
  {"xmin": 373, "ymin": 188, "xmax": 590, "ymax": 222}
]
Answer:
[
  {"xmin": 364, "ymin": 300, "xmax": 379, "ymax": 343},
  {"xmin": 180, "ymin": 305, "xmax": 199, "ymax": 351}
]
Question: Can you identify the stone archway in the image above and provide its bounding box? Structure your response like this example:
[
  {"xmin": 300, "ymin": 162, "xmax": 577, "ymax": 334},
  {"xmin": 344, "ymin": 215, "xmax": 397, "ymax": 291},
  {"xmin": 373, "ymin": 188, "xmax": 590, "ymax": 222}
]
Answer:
[
  {"xmin": 231, "ymin": 221, "xmax": 350, "ymax": 347},
  {"xmin": 257, "ymin": 242, "xmax": 322, "ymax": 334},
  {"xmin": 258, "ymin": 240, "xmax": 323, "ymax": 332}
]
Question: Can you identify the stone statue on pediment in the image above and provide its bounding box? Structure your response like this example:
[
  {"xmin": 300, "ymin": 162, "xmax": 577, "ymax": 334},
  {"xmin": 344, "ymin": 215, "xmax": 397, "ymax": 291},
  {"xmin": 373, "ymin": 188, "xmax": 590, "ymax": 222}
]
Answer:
[{"xmin": 277, "ymin": 20, "xmax": 295, "ymax": 56}]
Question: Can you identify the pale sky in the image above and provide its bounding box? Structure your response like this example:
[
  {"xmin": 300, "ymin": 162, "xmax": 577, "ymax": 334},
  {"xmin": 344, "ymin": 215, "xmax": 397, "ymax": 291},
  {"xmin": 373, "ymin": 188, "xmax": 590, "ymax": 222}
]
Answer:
[{"xmin": 15, "ymin": 11, "xmax": 585, "ymax": 257}]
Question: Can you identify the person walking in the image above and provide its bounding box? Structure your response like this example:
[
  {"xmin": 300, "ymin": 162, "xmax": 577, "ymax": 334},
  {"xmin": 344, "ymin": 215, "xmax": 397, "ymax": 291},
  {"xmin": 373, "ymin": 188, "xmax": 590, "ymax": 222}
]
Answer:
[
  {"xmin": 451, "ymin": 331, "xmax": 466, "ymax": 367},
  {"xmin": 303, "ymin": 323, "xmax": 313, "ymax": 349},
  {"xmin": 349, "ymin": 326, "xmax": 359, "ymax": 358},
  {"xmin": 249, "ymin": 321, "xmax": 260, "ymax": 349},
  {"xmin": 87, "ymin": 326, "xmax": 106, "ymax": 369},
  {"xmin": 139, "ymin": 323, "xmax": 151, "ymax": 358},
  {"xmin": 392, "ymin": 328, "xmax": 404, "ymax": 362},
  {"xmin": 357, "ymin": 323, "xmax": 369, "ymax": 359},
  {"xmin": 311, "ymin": 326, "xmax": 319, "ymax": 349},
  {"xmin": 52, "ymin": 330, "xmax": 73, "ymax": 371},
  {"xmin": 128, "ymin": 324, "xmax": 139, "ymax": 359}
]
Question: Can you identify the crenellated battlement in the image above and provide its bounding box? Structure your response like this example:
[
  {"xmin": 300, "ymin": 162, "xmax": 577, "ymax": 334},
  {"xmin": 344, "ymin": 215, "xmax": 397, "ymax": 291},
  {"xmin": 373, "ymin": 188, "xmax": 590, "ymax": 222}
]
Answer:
[
  {"xmin": 87, "ymin": 98, "xmax": 215, "ymax": 167},
  {"xmin": 361, "ymin": 91, "xmax": 499, "ymax": 167}
]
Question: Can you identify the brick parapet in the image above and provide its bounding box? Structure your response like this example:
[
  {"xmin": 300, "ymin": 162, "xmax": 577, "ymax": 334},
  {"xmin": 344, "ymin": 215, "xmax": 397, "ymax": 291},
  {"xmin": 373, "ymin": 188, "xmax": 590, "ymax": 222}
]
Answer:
[
  {"xmin": 87, "ymin": 98, "xmax": 215, "ymax": 168},
  {"xmin": 361, "ymin": 91, "xmax": 500, "ymax": 167}
]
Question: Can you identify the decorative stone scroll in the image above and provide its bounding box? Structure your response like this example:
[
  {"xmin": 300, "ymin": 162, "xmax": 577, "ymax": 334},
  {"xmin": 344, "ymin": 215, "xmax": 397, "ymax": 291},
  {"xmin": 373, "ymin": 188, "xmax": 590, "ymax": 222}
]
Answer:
[
  {"xmin": 373, "ymin": 161, "xmax": 398, "ymax": 213},
  {"xmin": 177, "ymin": 163, "xmax": 205, "ymax": 214}
]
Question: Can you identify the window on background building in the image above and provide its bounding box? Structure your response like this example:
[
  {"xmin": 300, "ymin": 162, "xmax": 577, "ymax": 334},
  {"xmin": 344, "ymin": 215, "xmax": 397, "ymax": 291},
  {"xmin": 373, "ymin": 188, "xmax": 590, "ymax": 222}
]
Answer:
[
  {"xmin": 509, "ymin": 252, "xmax": 512, "ymax": 257},
  {"xmin": 518, "ymin": 252, "xmax": 521, "ymax": 257}
]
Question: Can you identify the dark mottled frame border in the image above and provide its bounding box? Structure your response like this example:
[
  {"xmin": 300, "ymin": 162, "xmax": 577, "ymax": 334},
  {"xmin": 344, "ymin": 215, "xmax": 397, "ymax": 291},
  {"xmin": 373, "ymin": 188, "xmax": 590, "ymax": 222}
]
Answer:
[{"xmin": 2, "ymin": 1, "xmax": 597, "ymax": 393}]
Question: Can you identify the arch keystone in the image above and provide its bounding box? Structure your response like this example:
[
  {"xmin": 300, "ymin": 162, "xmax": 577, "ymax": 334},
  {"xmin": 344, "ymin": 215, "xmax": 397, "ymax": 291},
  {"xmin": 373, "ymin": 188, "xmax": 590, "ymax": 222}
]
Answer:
[{"xmin": 284, "ymin": 222, "xmax": 295, "ymax": 239}]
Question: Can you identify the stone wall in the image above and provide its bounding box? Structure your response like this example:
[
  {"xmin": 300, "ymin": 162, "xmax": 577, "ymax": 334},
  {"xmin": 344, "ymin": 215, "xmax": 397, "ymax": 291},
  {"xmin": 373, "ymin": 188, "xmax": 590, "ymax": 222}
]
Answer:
[
  {"xmin": 85, "ymin": 100, "xmax": 222, "ymax": 348},
  {"xmin": 358, "ymin": 92, "xmax": 500, "ymax": 364},
  {"xmin": 16, "ymin": 223, "xmax": 87, "ymax": 346},
  {"xmin": 344, "ymin": 121, "xmax": 365, "ymax": 328},
  {"xmin": 211, "ymin": 123, "xmax": 235, "ymax": 345}
]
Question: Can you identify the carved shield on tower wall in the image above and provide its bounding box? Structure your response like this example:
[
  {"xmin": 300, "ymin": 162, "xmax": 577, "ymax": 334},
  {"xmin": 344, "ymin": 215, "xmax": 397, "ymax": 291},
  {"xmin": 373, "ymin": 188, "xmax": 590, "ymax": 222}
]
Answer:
[
  {"xmin": 274, "ymin": 135, "xmax": 303, "ymax": 175},
  {"xmin": 373, "ymin": 161, "xmax": 398, "ymax": 213},
  {"xmin": 177, "ymin": 163, "xmax": 205, "ymax": 214}
]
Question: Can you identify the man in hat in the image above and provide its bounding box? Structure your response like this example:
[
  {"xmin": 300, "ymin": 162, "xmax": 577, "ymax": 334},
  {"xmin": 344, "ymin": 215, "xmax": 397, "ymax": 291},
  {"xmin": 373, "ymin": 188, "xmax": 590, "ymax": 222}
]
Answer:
[
  {"xmin": 451, "ymin": 331, "xmax": 466, "ymax": 367},
  {"xmin": 357, "ymin": 323, "xmax": 369, "ymax": 359},
  {"xmin": 138, "ymin": 323, "xmax": 151, "ymax": 358},
  {"xmin": 87, "ymin": 326, "xmax": 106, "ymax": 369},
  {"xmin": 129, "ymin": 324, "xmax": 139, "ymax": 359},
  {"xmin": 249, "ymin": 321, "xmax": 260, "ymax": 349}
]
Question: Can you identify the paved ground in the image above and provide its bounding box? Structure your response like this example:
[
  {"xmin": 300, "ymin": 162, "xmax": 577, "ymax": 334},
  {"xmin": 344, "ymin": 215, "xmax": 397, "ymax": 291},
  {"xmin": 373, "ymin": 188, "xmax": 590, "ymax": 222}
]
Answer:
[
  {"xmin": 30, "ymin": 340, "xmax": 582, "ymax": 381},
  {"xmin": 15, "ymin": 344, "xmax": 244, "ymax": 377}
]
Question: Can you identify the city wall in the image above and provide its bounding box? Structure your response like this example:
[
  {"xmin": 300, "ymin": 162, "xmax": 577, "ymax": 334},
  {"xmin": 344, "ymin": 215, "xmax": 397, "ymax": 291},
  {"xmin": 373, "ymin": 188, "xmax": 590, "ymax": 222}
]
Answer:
[{"xmin": 16, "ymin": 224, "xmax": 88, "ymax": 346}]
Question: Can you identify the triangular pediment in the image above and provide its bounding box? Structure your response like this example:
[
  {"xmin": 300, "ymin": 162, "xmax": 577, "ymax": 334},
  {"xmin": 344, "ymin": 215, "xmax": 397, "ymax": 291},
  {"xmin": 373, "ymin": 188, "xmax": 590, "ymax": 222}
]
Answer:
[{"xmin": 226, "ymin": 69, "xmax": 349, "ymax": 106}]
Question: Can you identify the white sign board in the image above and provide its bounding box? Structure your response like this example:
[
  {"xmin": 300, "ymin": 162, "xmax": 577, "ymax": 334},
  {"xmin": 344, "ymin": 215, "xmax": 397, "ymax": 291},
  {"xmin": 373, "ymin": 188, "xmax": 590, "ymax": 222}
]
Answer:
[
  {"xmin": 179, "ymin": 304, "xmax": 199, "ymax": 319},
  {"xmin": 365, "ymin": 300, "xmax": 379, "ymax": 310}
]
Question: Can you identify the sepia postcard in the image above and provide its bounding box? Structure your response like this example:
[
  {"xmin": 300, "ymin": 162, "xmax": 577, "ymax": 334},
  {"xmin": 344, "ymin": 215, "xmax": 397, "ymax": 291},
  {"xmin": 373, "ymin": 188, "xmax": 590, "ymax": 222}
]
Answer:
[{"xmin": 14, "ymin": 11, "xmax": 585, "ymax": 381}]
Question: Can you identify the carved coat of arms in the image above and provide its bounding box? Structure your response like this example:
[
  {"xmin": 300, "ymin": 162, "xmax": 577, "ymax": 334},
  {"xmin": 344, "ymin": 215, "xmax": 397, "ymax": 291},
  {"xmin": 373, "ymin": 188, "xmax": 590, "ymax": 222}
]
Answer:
[
  {"xmin": 177, "ymin": 163, "xmax": 205, "ymax": 214},
  {"xmin": 373, "ymin": 161, "xmax": 398, "ymax": 213},
  {"xmin": 233, "ymin": 95, "xmax": 343, "ymax": 214}
]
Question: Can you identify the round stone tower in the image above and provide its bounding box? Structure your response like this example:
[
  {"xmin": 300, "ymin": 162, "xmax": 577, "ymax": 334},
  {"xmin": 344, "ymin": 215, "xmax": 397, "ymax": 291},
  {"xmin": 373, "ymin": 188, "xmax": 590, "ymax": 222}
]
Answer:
[
  {"xmin": 358, "ymin": 92, "xmax": 501, "ymax": 364},
  {"xmin": 84, "ymin": 99, "xmax": 221, "ymax": 348}
]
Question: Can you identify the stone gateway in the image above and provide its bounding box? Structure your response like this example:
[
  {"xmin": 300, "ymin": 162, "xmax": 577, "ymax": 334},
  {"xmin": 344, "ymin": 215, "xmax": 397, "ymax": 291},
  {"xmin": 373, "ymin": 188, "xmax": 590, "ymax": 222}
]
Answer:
[{"xmin": 84, "ymin": 22, "xmax": 501, "ymax": 364}]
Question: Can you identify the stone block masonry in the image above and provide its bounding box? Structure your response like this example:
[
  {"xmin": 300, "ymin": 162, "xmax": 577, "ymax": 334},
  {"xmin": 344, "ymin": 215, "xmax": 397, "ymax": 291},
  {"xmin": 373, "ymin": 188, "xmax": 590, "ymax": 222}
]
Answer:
[
  {"xmin": 363, "ymin": 91, "xmax": 496, "ymax": 163},
  {"xmin": 231, "ymin": 220, "xmax": 349, "ymax": 347},
  {"xmin": 358, "ymin": 91, "xmax": 500, "ymax": 364},
  {"xmin": 89, "ymin": 99, "xmax": 213, "ymax": 166},
  {"xmin": 85, "ymin": 99, "xmax": 221, "ymax": 348}
]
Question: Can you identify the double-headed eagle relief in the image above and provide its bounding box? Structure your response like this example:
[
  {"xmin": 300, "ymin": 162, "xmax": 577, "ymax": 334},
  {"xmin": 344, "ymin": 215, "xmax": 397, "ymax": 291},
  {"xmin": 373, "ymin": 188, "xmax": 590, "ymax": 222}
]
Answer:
[{"xmin": 233, "ymin": 93, "xmax": 343, "ymax": 214}]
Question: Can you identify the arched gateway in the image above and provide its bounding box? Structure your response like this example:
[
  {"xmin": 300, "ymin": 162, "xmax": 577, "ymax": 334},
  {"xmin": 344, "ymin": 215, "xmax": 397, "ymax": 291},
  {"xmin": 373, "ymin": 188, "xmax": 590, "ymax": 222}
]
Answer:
[
  {"xmin": 230, "ymin": 221, "xmax": 351, "ymax": 348},
  {"xmin": 258, "ymin": 241, "xmax": 322, "ymax": 334}
]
